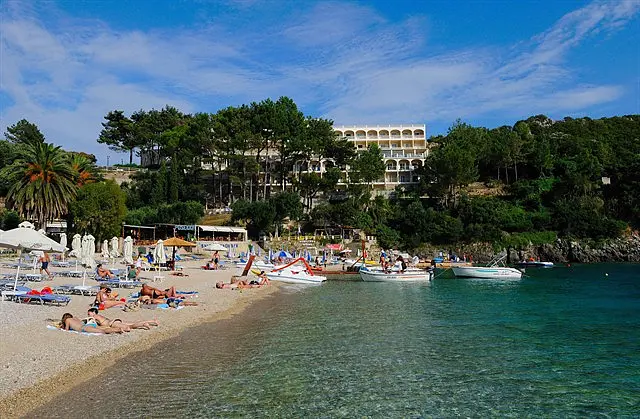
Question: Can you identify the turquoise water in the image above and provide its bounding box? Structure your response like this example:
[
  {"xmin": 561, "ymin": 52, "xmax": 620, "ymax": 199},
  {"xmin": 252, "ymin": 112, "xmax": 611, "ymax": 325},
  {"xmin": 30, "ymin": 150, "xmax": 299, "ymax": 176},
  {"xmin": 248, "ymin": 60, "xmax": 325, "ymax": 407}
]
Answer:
[{"xmin": 37, "ymin": 264, "xmax": 639, "ymax": 417}]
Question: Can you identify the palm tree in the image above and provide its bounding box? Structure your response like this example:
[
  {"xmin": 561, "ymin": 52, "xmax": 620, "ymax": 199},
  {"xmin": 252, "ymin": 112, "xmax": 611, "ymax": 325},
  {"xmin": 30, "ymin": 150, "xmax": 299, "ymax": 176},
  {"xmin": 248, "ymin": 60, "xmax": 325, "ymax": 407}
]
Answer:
[
  {"xmin": 5, "ymin": 142, "xmax": 77, "ymax": 228},
  {"xmin": 69, "ymin": 153, "xmax": 97, "ymax": 187}
]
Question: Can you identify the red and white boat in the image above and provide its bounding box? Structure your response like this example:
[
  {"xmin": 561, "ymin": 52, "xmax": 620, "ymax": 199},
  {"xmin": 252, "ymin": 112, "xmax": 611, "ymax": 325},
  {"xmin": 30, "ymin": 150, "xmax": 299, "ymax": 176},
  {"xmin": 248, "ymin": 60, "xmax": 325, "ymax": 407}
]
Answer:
[{"xmin": 266, "ymin": 258, "xmax": 327, "ymax": 285}]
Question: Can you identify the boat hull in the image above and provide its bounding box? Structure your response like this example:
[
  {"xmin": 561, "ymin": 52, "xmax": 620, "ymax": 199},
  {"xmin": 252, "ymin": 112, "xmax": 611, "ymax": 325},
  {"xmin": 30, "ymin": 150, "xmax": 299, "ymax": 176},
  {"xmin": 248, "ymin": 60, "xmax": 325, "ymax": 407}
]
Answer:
[
  {"xmin": 452, "ymin": 266, "xmax": 522, "ymax": 279},
  {"xmin": 266, "ymin": 272, "xmax": 327, "ymax": 285},
  {"xmin": 359, "ymin": 269, "xmax": 432, "ymax": 282},
  {"xmin": 515, "ymin": 261, "xmax": 554, "ymax": 268}
]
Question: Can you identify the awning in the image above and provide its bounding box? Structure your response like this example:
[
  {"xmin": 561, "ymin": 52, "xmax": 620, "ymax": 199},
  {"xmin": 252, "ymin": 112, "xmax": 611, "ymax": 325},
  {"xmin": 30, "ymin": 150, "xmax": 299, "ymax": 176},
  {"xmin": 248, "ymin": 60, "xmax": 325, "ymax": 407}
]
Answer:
[{"xmin": 198, "ymin": 226, "xmax": 247, "ymax": 233}]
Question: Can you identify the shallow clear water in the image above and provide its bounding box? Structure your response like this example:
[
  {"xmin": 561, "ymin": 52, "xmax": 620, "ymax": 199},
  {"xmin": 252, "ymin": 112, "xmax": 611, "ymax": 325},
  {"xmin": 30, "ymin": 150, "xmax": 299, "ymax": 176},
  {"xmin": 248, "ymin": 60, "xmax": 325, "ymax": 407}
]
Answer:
[{"xmin": 38, "ymin": 264, "xmax": 639, "ymax": 418}]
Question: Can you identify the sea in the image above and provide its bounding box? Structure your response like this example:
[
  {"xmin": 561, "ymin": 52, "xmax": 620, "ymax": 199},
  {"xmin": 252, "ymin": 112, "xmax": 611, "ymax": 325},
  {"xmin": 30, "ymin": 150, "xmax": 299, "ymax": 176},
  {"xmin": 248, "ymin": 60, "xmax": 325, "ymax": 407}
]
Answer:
[{"xmin": 35, "ymin": 264, "xmax": 639, "ymax": 418}]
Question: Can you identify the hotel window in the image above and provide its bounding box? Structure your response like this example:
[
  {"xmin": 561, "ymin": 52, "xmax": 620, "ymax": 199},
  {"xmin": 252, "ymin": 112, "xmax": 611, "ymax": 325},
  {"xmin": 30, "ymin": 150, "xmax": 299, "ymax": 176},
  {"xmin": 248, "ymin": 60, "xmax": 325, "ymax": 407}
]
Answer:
[{"xmin": 400, "ymin": 175, "xmax": 407, "ymax": 183}]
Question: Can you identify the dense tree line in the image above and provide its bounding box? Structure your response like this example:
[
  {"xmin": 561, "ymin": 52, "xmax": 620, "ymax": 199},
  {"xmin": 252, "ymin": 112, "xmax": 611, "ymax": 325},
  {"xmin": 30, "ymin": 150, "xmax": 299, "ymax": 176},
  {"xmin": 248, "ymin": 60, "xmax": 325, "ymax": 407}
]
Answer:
[{"xmin": 2, "ymin": 103, "xmax": 638, "ymax": 250}]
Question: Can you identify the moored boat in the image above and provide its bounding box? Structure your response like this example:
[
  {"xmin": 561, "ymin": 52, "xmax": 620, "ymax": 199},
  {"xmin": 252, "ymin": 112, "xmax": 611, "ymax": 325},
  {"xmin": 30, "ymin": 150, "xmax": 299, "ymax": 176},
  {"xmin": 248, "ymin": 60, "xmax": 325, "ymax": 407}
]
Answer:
[
  {"xmin": 452, "ymin": 266, "xmax": 522, "ymax": 279},
  {"xmin": 266, "ymin": 258, "xmax": 327, "ymax": 285},
  {"xmin": 359, "ymin": 267, "xmax": 433, "ymax": 282},
  {"xmin": 515, "ymin": 260, "xmax": 554, "ymax": 268},
  {"xmin": 452, "ymin": 255, "xmax": 523, "ymax": 279}
]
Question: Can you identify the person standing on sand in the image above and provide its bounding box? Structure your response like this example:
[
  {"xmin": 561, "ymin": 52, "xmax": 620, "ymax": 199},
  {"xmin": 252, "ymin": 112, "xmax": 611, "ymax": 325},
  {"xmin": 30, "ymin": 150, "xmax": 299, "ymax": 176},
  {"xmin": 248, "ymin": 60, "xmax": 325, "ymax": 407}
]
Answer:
[{"xmin": 39, "ymin": 252, "xmax": 52, "ymax": 279}]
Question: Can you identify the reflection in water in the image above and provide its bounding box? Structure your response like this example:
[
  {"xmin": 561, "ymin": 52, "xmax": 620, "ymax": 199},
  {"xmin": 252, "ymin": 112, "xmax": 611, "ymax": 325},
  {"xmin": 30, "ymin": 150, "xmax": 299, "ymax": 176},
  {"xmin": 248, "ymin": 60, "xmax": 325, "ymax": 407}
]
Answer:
[{"xmin": 35, "ymin": 266, "xmax": 640, "ymax": 417}]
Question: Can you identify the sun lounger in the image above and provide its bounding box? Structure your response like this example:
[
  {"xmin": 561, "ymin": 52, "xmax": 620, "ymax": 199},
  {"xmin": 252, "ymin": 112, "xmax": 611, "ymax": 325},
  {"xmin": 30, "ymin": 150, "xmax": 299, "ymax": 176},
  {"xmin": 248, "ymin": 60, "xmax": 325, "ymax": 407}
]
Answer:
[
  {"xmin": 99, "ymin": 279, "xmax": 142, "ymax": 289},
  {"xmin": 16, "ymin": 293, "xmax": 71, "ymax": 306}
]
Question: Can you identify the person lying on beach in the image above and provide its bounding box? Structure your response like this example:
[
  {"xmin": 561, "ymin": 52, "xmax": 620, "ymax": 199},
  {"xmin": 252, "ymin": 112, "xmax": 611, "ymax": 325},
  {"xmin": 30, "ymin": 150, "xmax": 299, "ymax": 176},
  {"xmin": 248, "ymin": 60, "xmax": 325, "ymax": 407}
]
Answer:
[
  {"xmin": 94, "ymin": 285, "xmax": 126, "ymax": 310},
  {"xmin": 140, "ymin": 284, "xmax": 190, "ymax": 299},
  {"xmin": 215, "ymin": 277, "xmax": 268, "ymax": 289},
  {"xmin": 60, "ymin": 313, "xmax": 123, "ymax": 334},
  {"xmin": 138, "ymin": 295, "xmax": 198, "ymax": 306},
  {"xmin": 96, "ymin": 264, "xmax": 116, "ymax": 280},
  {"xmin": 87, "ymin": 307, "xmax": 158, "ymax": 331}
]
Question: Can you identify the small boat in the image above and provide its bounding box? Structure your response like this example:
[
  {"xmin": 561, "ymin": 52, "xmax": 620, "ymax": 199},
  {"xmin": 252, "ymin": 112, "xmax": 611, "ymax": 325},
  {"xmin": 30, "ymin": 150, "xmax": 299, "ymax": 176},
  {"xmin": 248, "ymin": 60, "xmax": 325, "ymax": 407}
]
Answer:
[
  {"xmin": 359, "ymin": 267, "xmax": 433, "ymax": 282},
  {"xmin": 515, "ymin": 260, "xmax": 554, "ymax": 268},
  {"xmin": 452, "ymin": 255, "xmax": 523, "ymax": 279},
  {"xmin": 266, "ymin": 258, "xmax": 327, "ymax": 285},
  {"xmin": 452, "ymin": 266, "xmax": 523, "ymax": 279}
]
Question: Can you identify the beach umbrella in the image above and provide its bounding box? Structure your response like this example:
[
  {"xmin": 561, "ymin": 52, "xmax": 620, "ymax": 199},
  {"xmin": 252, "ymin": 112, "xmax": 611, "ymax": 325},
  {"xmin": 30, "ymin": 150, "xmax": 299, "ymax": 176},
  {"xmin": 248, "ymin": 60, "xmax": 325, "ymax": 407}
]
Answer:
[
  {"xmin": 81, "ymin": 234, "xmax": 96, "ymax": 268},
  {"xmin": 110, "ymin": 236, "xmax": 120, "ymax": 258},
  {"xmin": 18, "ymin": 221, "xmax": 35, "ymax": 229},
  {"xmin": 154, "ymin": 239, "xmax": 167, "ymax": 264},
  {"xmin": 204, "ymin": 243, "xmax": 226, "ymax": 252},
  {"xmin": 101, "ymin": 240, "xmax": 110, "ymax": 258},
  {"xmin": 278, "ymin": 250, "xmax": 292, "ymax": 259},
  {"xmin": 123, "ymin": 236, "xmax": 134, "ymax": 264},
  {"xmin": 59, "ymin": 233, "xmax": 67, "ymax": 260},
  {"xmin": 163, "ymin": 237, "xmax": 196, "ymax": 261},
  {"xmin": 0, "ymin": 225, "xmax": 66, "ymax": 290},
  {"xmin": 70, "ymin": 234, "xmax": 82, "ymax": 258}
]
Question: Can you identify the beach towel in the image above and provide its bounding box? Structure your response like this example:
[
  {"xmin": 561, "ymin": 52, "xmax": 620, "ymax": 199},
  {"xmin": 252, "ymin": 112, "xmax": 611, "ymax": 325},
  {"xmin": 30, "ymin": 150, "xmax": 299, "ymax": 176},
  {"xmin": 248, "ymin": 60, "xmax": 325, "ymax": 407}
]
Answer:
[{"xmin": 46, "ymin": 325, "xmax": 103, "ymax": 336}]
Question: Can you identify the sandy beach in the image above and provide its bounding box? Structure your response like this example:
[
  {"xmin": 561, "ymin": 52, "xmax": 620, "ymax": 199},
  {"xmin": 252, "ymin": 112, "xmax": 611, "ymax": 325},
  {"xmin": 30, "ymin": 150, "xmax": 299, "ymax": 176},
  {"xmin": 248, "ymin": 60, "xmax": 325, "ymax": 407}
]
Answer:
[{"xmin": 0, "ymin": 257, "xmax": 279, "ymax": 417}]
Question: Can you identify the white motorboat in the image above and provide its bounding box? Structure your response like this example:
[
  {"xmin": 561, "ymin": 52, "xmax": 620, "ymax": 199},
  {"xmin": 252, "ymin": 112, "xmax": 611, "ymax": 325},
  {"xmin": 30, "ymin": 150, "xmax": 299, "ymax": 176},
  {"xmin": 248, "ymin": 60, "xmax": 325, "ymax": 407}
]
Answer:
[
  {"xmin": 266, "ymin": 258, "xmax": 327, "ymax": 285},
  {"xmin": 359, "ymin": 267, "xmax": 433, "ymax": 282},
  {"xmin": 452, "ymin": 254, "xmax": 523, "ymax": 279},
  {"xmin": 515, "ymin": 260, "xmax": 554, "ymax": 268},
  {"xmin": 451, "ymin": 266, "xmax": 523, "ymax": 279}
]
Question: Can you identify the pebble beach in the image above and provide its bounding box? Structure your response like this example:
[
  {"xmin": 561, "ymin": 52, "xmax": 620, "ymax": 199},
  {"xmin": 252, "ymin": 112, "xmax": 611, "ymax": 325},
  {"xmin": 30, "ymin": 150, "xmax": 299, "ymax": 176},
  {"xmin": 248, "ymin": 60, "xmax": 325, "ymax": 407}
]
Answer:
[{"xmin": 0, "ymin": 257, "xmax": 279, "ymax": 417}]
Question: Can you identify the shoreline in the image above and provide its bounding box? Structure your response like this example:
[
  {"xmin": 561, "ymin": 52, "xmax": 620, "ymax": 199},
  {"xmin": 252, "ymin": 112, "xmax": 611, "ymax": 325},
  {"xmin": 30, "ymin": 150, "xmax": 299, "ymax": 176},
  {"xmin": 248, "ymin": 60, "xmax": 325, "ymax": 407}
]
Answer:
[{"xmin": 0, "ymin": 260, "xmax": 281, "ymax": 417}]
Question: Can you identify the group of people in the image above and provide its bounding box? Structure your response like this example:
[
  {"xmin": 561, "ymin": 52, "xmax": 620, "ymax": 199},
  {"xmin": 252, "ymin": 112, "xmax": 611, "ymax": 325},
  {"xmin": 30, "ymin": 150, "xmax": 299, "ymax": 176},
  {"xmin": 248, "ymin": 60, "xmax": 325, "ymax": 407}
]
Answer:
[
  {"xmin": 215, "ymin": 271, "xmax": 270, "ymax": 289},
  {"xmin": 59, "ymin": 309, "xmax": 159, "ymax": 334},
  {"xmin": 379, "ymin": 252, "xmax": 408, "ymax": 272}
]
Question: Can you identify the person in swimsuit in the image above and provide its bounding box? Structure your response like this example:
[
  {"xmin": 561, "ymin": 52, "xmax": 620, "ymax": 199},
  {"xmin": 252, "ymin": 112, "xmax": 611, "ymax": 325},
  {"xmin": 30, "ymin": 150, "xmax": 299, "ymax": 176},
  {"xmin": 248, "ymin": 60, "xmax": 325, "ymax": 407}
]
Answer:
[
  {"xmin": 96, "ymin": 264, "xmax": 116, "ymax": 280},
  {"xmin": 94, "ymin": 286, "xmax": 126, "ymax": 310},
  {"xmin": 60, "ymin": 313, "xmax": 122, "ymax": 334},
  {"xmin": 39, "ymin": 252, "xmax": 52, "ymax": 278},
  {"xmin": 87, "ymin": 307, "xmax": 158, "ymax": 331},
  {"xmin": 138, "ymin": 295, "xmax": 198, "ymax": 306},
  {"xmin": 140, "ymin": 284, "xmax": 188, "ymax": 299}
]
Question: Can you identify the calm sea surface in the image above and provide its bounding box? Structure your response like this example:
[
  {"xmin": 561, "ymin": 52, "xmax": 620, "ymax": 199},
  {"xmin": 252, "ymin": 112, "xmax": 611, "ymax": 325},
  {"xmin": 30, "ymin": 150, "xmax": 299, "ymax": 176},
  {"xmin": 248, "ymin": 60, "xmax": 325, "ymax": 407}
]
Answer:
[{"xmin": 37, "ymin": 264, "xmax": 639, "ymax": 418}]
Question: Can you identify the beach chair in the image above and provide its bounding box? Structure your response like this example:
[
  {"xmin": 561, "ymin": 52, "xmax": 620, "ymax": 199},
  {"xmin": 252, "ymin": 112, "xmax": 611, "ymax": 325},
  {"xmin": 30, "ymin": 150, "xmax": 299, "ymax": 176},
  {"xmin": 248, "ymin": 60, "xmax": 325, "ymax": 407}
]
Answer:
[{"xmin": 16, "ymin": 293, "xmax": 71, "ymax": 306}]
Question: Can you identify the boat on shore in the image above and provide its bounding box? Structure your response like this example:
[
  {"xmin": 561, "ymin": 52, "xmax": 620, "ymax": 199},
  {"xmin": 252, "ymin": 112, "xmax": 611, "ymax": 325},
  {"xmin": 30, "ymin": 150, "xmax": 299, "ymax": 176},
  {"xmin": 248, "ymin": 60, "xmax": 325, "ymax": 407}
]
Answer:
[
  {"xmin": 452, "ymin": 255, "xmax": 523, "ymax": 279},
  {"xmin": 266, "ymin": 258, "xmax": 327, "ymax": 285},
  {"xmin": 359, "ymin": 267, "xmax": 433, "ymax": 282}
]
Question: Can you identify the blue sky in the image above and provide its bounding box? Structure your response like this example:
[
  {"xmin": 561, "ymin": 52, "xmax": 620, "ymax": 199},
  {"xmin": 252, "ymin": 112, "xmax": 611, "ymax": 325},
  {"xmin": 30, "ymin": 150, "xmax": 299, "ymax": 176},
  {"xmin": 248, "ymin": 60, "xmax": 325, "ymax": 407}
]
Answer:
[{"xmin": 1, "ymin": 0, "xmax": 639, "ymax": 164}]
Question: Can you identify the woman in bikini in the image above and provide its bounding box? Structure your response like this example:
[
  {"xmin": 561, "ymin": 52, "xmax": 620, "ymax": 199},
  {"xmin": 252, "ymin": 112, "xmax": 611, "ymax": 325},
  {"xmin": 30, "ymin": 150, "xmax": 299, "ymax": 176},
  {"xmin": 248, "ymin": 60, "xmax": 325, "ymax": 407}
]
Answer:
[
  {"xmin": 94, "ymin": 286, "xmax": 126, "ymax": 310},
  {"xmin": 60, "ymin": 313, "xmax": 123, "ymax": 334},
  {"xmin": 86, "ymin": 307, "xmax": 158, "ymax": 331},
  {"xmin": 140, "ymin": 284, "xmax": 188, "ymax": 299}
]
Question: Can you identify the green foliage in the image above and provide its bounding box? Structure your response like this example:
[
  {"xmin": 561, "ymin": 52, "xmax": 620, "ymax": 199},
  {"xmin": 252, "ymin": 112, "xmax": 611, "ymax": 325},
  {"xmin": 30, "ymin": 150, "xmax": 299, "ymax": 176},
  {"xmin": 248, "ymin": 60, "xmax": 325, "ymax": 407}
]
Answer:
[
  {"xmin": 350, "ymin": 144, "xmax": 385, "ymax": 185},
  {"xmin": 5, "ymin": 119, "xmax": 45, "ymax": 146},
  {"xmin": 68, "ymin": 181, "xmax": 127, "ymax": 242},
  {"xmin": 376, "ymin": 224, "xmax": 401, "ymax": 249},
  {"xmin": 98, "ymin": 110, "xmax": 140, "ymax": 165},
  {"xmin": 4, "ymin": 142, "xmax": 77, "ymax": 228},
  {"xmin": 124, "ymin": 201, "xmax": 204, "ymax": 226},
  {"xmin": 151, "ymin": 161, "xmax": 168, "ymax": 205},
  {"xmin": 0, "ymin": 209, "xmax": 21, "ymax": 230}
]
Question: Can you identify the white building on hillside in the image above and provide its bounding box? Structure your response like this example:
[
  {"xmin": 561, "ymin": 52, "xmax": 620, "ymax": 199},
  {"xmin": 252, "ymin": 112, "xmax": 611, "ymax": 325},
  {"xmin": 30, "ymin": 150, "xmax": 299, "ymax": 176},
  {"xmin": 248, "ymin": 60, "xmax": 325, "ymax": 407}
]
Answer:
[{"xmin": 308, "ymin": 124, "xmax": 429, "ymax": 193}]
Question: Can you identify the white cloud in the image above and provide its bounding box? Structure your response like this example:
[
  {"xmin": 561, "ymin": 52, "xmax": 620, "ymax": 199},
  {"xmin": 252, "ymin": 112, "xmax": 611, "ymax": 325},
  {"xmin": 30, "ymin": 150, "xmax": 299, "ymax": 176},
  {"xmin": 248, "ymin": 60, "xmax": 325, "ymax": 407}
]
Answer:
[{"xmin": 0, "ymin": 0, "xmax": 638, "ymax": 161}]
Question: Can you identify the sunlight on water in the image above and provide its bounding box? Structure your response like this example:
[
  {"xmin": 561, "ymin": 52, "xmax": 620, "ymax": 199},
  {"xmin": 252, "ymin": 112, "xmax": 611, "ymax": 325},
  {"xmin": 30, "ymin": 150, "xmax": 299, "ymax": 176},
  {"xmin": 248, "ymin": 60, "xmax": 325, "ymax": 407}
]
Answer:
[{"xmin": 37, "ymin": 264, "xmax": 640, "ymax": 417}]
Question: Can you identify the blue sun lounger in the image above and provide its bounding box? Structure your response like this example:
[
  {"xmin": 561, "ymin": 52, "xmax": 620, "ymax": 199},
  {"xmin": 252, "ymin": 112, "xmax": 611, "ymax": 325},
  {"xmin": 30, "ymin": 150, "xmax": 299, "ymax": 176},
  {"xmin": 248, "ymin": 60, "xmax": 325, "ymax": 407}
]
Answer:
[{"xmin": 16, "ymin": 293, "xmax": 71, "ymax": 306}]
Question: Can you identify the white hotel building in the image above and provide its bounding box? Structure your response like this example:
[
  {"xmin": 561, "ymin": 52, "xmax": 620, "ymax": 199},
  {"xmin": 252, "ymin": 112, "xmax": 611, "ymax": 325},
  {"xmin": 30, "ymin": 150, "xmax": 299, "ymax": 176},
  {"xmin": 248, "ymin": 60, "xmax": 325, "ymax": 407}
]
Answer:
[
  {"xmin": 296, "ymin": 124, "xmax": 429, "ymax": 193},
  {"xmin": 179, "ymin": 123, "xmax": 430, "ymax": 195}
]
